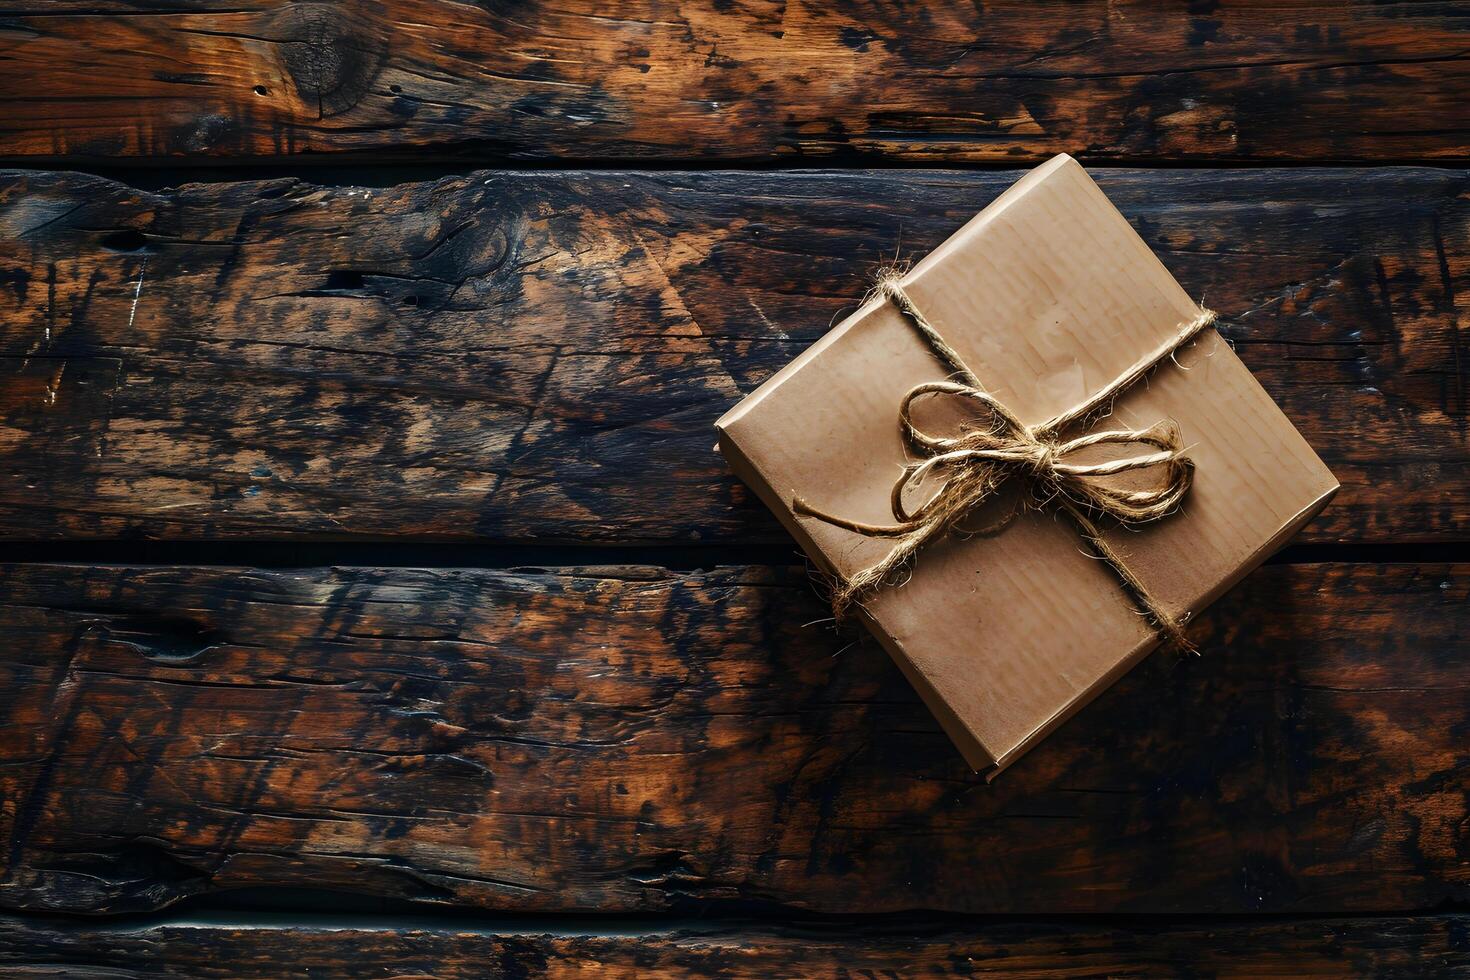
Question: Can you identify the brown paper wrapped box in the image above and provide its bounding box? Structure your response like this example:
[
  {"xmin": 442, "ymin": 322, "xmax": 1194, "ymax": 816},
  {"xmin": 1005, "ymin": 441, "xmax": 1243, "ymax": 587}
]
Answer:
[{"xmin": 715, "ymin": 154, "xmax": 1339, "ymax": 779}]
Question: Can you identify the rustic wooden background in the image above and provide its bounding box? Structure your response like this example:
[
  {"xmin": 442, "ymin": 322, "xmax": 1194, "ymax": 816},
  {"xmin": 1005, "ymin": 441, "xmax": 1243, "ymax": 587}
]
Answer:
[{"xmin": 0, "ymin": 1, "xmax": 1466, "ymax": 976}]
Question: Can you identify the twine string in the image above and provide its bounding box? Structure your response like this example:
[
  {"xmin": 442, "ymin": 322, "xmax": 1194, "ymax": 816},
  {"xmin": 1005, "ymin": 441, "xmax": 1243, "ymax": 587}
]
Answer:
[{"xmin": 792, "ymin": 272, "xmax": 1217, "ymax": 653}]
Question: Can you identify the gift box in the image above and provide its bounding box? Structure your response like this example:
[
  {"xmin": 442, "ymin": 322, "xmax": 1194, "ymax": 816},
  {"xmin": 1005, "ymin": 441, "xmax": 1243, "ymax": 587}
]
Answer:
[{"xmin": 715, "ymin": 155, "xmax": 1338, "ymax": 778}]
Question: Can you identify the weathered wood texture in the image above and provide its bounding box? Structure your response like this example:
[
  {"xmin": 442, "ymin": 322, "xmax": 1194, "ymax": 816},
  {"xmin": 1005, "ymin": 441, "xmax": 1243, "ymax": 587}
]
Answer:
[
  {"xmin": 1, "ymin": 168, "xmax": 1465, "ymax": 543},
  {"xmin": 2, "ymin": 562, "xmax": 1464, "ymax": 916},
  {"xmin": 0, "ymin": 1, "xmax": 1466, "ymax": 164},
  {"xmin": 2, "ymin": 914, "xmax": 1466, "ymax": 978}
]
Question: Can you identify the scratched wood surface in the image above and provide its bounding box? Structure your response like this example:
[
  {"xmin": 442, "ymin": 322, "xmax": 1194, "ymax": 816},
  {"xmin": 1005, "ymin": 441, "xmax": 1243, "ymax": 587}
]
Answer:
[
  {"xmin": 3, "ymin": 914, "xmax": 1467, "ymax": 978},
  {"xmin": 2, "ymin": 167, "xmax": 1465, "ymax": 543},
  {"xmin": 0, "ymin": 0, "xmax": 1466, "ymax": 164},
  {"xmin": 2, "ymin": 1, "xmax": 1468, "ymax": 973},
  {"xmin": 3, "ymin": 561, "xmax": 1465, "ymax": 916}
]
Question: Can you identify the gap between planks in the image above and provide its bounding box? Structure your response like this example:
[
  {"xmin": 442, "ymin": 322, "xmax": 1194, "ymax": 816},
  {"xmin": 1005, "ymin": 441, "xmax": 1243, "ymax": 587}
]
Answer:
[
  {"xmin": 4, "ymin": 156, "xmax": 1469, "ymax": 180},
  {"xmin": 0, "ymin": 540, "xmax": 1465, "ymax": 571}
]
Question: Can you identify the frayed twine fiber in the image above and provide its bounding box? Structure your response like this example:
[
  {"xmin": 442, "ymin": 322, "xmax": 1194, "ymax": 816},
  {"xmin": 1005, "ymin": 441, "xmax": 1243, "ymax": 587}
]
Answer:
[{"xmin": 793, "ymin": 269, "xmax": 1216, "ymax": 654}]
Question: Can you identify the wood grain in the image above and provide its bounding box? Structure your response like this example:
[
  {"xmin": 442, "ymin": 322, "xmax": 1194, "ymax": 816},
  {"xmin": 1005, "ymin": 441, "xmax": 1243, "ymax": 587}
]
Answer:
[
  {"xmin": 1, "ymin": 167, "xmax": 1465, "ymax": 543},
  {"xmin": 2, "ymin": 561, "xmax": 1465, "ymax": 916},
  {"xmin": 0, "ymin": 1, "xmax": 1466, "ymax": 163},
  {"xmin": 1, "ymin": 913, "xmax": 1465, "ymax": 978}
]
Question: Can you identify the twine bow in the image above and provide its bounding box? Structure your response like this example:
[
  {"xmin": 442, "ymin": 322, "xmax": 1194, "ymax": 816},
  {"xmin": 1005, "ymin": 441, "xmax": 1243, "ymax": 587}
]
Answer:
[{"xmin": 793, "ymin": 274, "xmax": 1217, "ymax": 653}]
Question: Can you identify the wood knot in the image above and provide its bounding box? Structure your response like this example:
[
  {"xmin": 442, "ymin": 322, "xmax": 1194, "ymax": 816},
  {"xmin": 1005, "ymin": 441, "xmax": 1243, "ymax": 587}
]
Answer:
[{"xmin": 268, "ymin": 2, "xmax": 387, "ymax": 119}]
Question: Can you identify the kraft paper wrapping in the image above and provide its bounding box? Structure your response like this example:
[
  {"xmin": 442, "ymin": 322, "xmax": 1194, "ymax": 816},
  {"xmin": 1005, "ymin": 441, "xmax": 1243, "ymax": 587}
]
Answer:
[{"xmin": 716, "ymin": 155, "xmax": 1338, "ymax": 777}]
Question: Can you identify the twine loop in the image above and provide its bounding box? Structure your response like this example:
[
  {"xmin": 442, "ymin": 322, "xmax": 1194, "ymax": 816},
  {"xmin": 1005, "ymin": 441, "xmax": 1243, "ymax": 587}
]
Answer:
[{"xmin": 793, "ymin": 273, "xmax": 1216, "ymax": 653}]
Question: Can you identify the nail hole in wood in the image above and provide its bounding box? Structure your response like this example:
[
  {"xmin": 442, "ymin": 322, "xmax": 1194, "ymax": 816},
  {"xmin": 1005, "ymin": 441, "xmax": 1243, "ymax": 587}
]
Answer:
[
  {"xmin": 99, "ymin": 229, "xmax": 150, "ymax": 253},
  {"xmin": 324, "ymin": 270, "xmax": 367, "ymax": 291}
]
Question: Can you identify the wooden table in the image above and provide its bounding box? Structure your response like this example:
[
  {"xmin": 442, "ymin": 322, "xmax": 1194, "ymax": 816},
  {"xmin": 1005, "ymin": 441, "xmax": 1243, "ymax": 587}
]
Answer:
[{"xmin": 1, "ymin": 2, "xmax": 1466, "ymax": 975}]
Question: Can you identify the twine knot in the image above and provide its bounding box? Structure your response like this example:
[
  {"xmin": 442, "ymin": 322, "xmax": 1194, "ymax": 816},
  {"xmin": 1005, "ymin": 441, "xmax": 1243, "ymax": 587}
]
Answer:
[
  {"xmin": 792, "ymin": 274, "xmax": 1216, "ymax": 653},
  {"xmin": 1028, "ymin": 441, "xmax": 1058, "ymax": 480}
]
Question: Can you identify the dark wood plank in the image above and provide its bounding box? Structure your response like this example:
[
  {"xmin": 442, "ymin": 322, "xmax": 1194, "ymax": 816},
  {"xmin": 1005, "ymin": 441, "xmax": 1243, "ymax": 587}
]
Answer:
[
  {"xmin": 2, "ymin": 562, "xmax": 1464, "ymax": 915},
  {"xmin": 0, "ymin": 1, "xmax": 1466, "ymax": 163},
  {"xmin": 1, "ymin": 913, "xmax": 1465, "ymax": 978},
  {"xmin": 1, "ymin": 168, "xmax": 1465, "ymax": 543}
]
